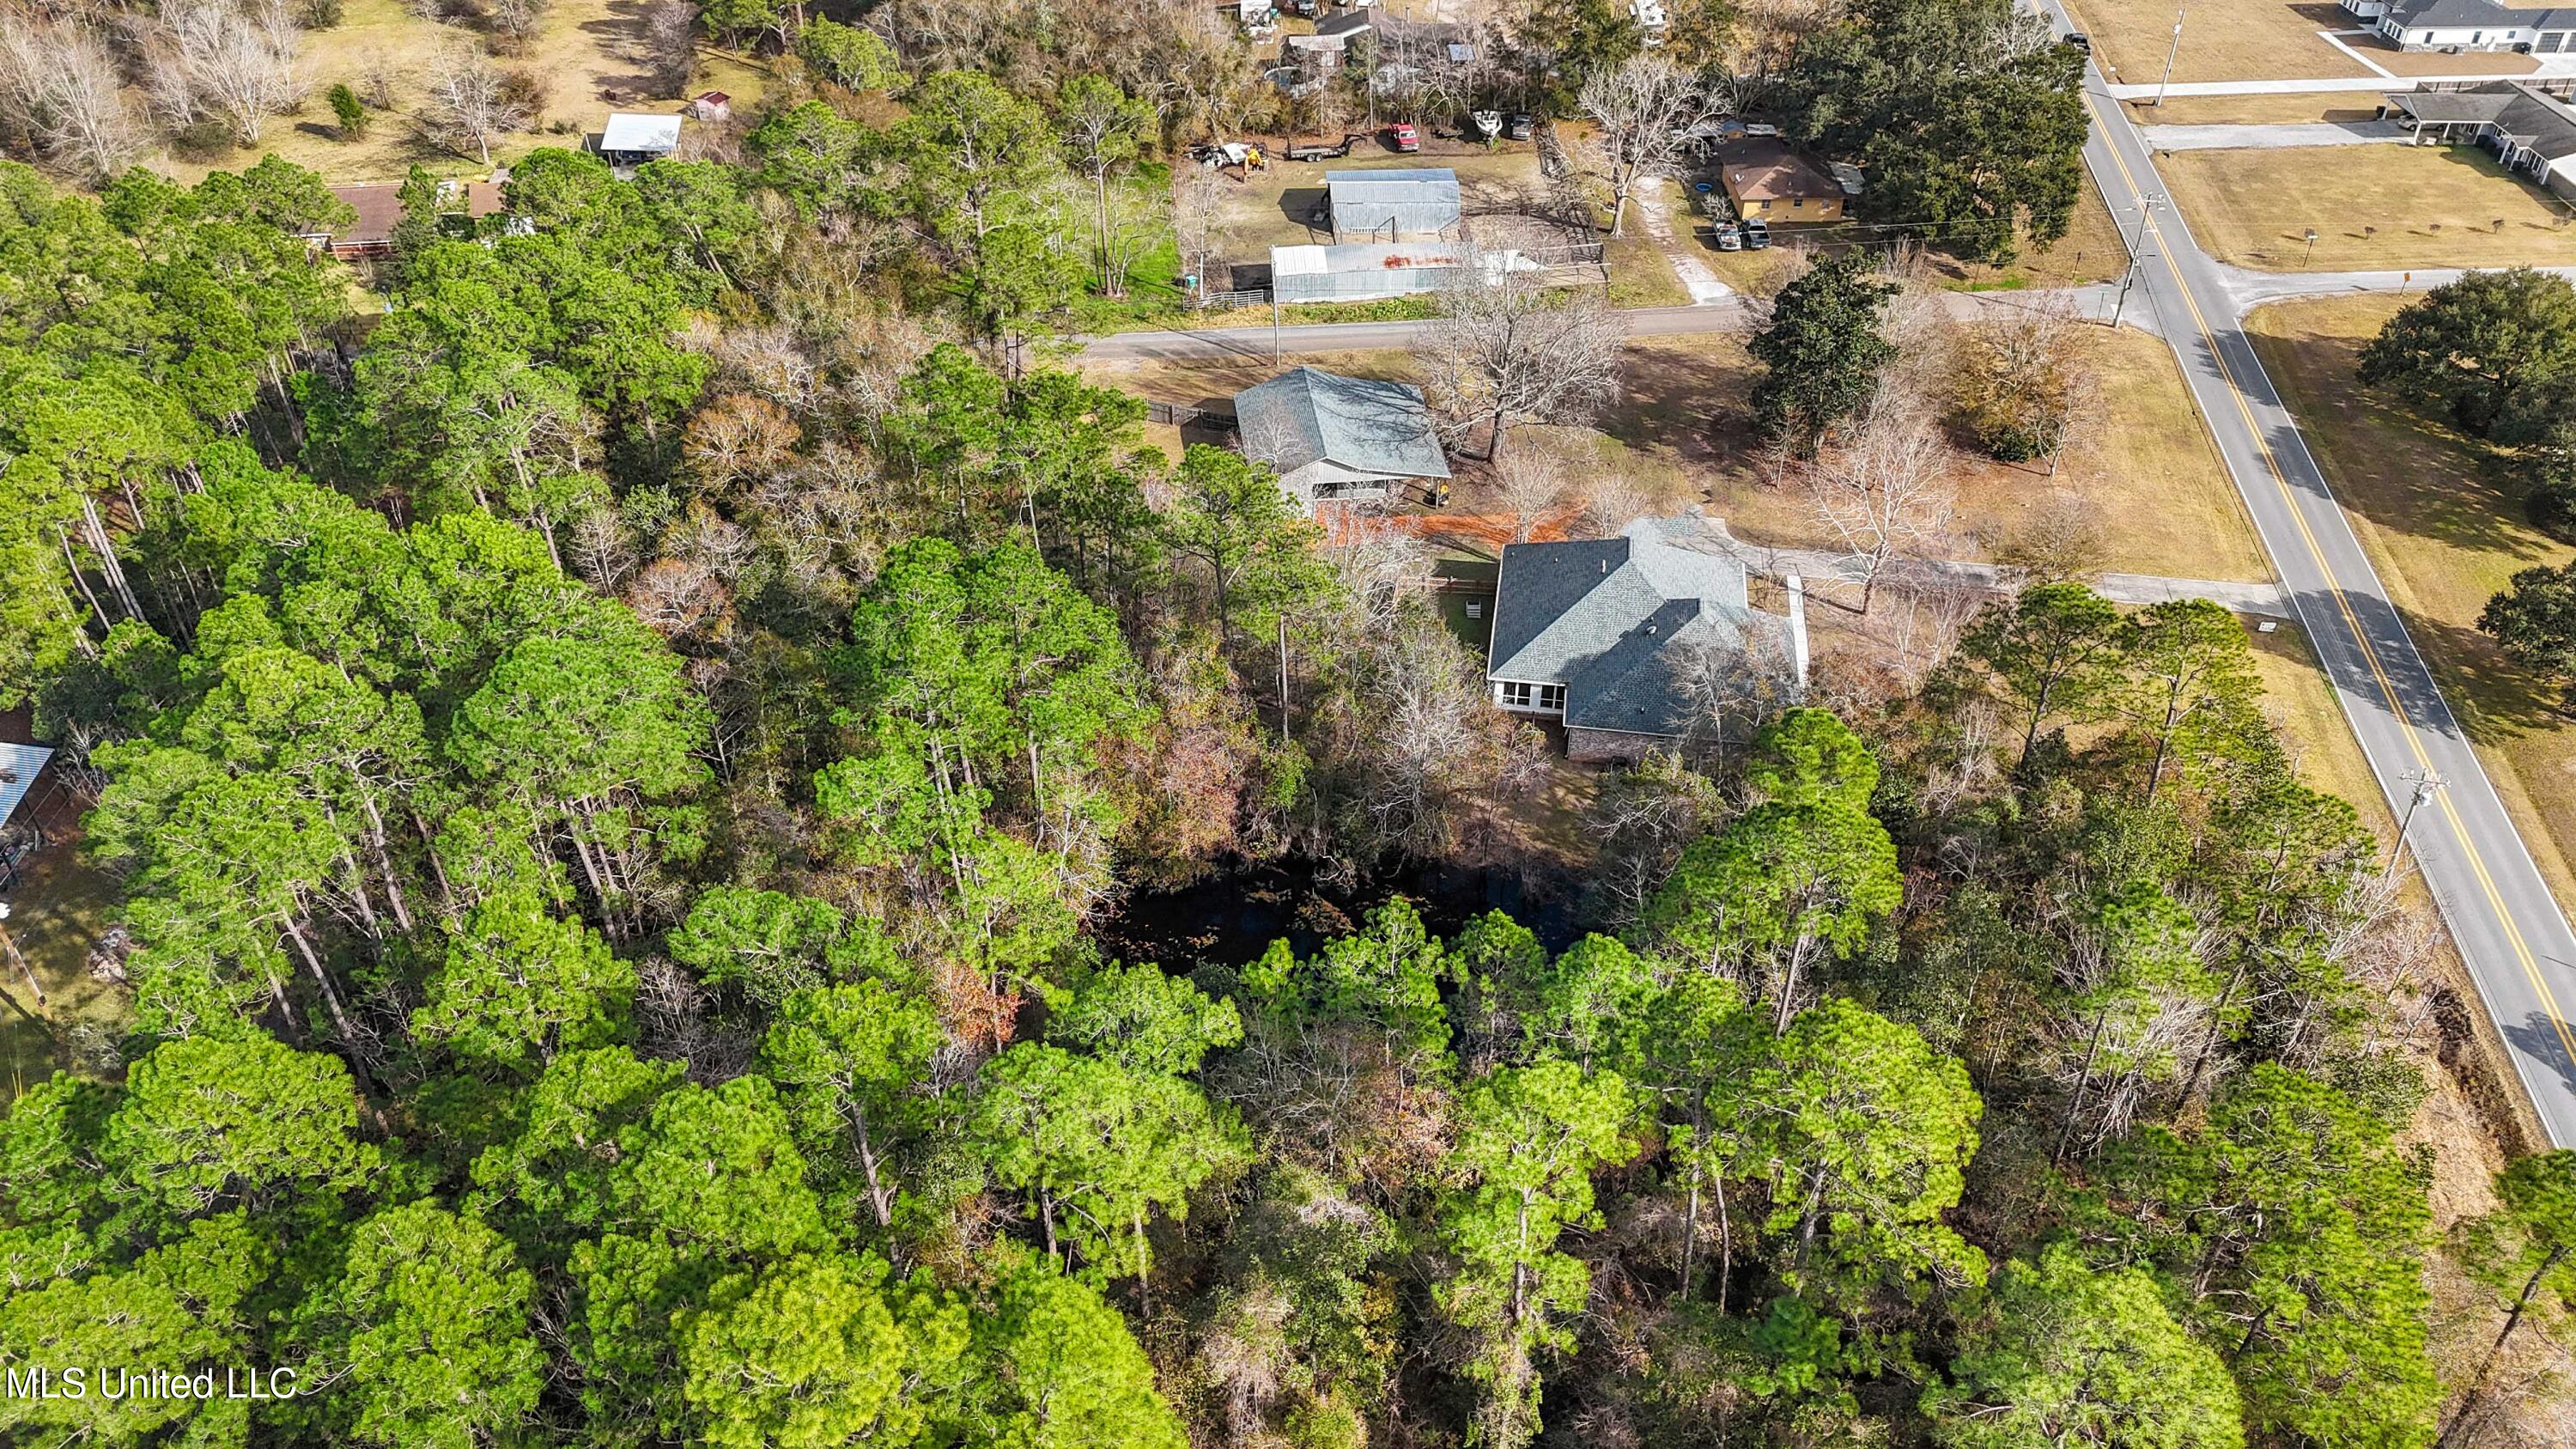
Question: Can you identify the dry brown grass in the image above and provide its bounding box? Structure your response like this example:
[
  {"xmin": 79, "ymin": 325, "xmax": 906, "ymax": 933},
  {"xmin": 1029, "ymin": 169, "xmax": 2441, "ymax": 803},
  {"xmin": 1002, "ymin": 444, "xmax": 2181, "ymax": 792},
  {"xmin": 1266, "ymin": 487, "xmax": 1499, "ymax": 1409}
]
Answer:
[
  {"xmin": 1194, "ymin": 142, "xmax": 1558, "ymax": 277},
  {"xmin": 2157, "ymin": 143, "xmax": 2576, "ymax": 271},
  {"xmin": 1695, "ymin": 173, "xmax": 2131, "ymax": 295},
  {"xmin": 2376, "ymin": 45, "xmax": 2542, "ymax": 76},
  {"xmin": 1607, "ymin": 324, "xmax": 2270, "ymax": 581},
  {"xmin": 140, "ymin": 0, "xmax": 772, "ymax": 186},
  {"xmin": 2246, "ymin": 294, "xmax": 2576, "ymax": 924},
  {"xmin": 2060, "ymin": 0, "xmax": 2371, "ymax": 82},
  {"xmin": 2124, "ymin": 90, "xmax": 2395, "ymax": 125}
]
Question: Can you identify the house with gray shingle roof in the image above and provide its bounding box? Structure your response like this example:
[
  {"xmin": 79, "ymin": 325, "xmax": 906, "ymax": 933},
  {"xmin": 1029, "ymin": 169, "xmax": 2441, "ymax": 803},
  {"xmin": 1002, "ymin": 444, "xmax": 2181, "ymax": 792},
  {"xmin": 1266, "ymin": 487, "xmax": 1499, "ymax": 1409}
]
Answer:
[
  {"xmin": 2382, "ymin": 82, "xmax": 2576, "ymax": 197},
  {"xmin": 1486, "ymin": 514, "xmax": 1807, "ymax": 760},
  {"xmin": 2342, "ymin": 0, "xmax": 2576, "ymax": 52},
  {"xmin": 1232, "ymin": 367, "xmax": 1452, "ymax": 512}
]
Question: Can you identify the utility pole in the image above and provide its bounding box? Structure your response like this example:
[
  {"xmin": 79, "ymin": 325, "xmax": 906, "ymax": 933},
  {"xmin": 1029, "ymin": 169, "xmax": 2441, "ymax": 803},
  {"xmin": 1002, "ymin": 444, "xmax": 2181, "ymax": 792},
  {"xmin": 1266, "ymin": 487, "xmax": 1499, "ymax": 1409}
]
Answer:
[
  {"xmin": 2382, "ymin": 770, "xmax": 2448, "ymax": 887},
  {"xmin": 2154, "ymin": 7, "xmax": 2185, "ymax": 107},
  {"xmin": 2108, "ymin": 198, "xmax": 2160, "ymax": 329}
]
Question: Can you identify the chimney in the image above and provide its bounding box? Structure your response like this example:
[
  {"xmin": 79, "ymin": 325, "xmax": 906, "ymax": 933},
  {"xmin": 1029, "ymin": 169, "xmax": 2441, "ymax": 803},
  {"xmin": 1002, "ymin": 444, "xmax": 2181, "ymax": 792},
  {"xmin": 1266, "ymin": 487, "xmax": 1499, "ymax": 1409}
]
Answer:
[{"xmin": 1785, "ymin": 575, "xmax": 1811, "ymax": 688}]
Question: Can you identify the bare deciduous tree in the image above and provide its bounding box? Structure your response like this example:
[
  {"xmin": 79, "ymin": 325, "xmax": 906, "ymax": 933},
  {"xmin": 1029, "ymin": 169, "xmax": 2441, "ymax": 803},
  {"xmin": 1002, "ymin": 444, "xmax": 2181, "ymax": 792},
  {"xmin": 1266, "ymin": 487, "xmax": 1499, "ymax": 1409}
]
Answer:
[
  {"xmin": 1491, "ymin": 440, "xmax": 1577, "ymax": 543},
  {"xmin": 1574, "ymin": 471, "xmax": 1659, "ymax": 539},
  {"xmin": 413, "ymin": 45, "xmax": 526, "ymax": 163},
  {"xmin": 1802, "ymin": 381, "xmax": 1959, "ymax": 613},
  {"xmin": 145, "ymin": 0, "xmax": 307, "ymax": 146},
  {"xmin": 486, "ymin": 0, "xmax": 550, "ymax": 48},
  {"xmin": 359, "ymin": 46, "xmax": 401, "ymax": 108},
  {"xmin": 1416, "ymin": 269, "xmax": 1623, "ymax": 463},
  {"xmin": 2004, "ymin": 490, "xmax": 2109, "ymax": 581},
  {"xmin": 1955, "ymin": 290, "xmax": 2095, "ymax": 471},
  {"xmin": 1175, "ymin": 166, "xmax": 1229, "ymax": 301},
  {"xmin": 641, "ymin": 0, "xmax": 697, "ymax": 98},
  {"xmin": 1579, "ymin": 53, "xmax": 1718, "ymax": 239},
  {"xmin": 0, "ymin": 10, "xmax": 143, "ymax": 182}
]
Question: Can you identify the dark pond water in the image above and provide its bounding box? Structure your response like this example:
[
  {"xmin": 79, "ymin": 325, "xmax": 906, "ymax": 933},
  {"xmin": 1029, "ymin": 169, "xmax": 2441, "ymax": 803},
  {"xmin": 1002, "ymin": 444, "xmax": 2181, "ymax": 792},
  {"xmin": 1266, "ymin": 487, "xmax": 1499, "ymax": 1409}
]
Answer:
[{"xmin": 1091, "ymin": 855, "xmax": 1588, "ymax": 970}]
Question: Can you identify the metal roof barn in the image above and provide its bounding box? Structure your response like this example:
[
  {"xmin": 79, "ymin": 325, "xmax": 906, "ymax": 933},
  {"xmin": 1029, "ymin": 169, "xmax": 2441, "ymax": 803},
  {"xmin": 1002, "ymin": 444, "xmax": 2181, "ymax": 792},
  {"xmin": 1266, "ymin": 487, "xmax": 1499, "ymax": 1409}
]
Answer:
[{"xmin": 1325, "ymin": 168, "xmax": 1462, "ymax": 243}]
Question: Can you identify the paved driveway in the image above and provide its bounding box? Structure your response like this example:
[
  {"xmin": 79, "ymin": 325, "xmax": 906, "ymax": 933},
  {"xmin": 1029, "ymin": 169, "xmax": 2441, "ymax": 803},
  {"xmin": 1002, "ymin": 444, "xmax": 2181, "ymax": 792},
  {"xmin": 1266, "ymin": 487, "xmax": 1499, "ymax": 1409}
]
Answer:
[{"xmin": 2136, "ymin": 119, "xmax": 2409, "ymax": 149}]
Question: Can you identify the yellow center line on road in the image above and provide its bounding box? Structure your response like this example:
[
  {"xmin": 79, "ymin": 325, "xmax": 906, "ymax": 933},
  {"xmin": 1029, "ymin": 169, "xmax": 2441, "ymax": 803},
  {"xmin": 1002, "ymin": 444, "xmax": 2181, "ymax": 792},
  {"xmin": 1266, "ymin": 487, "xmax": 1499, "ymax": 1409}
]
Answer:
[{"xmin": 2080, "ymin": 89, "xmax": 2576, "ymax": 1074}]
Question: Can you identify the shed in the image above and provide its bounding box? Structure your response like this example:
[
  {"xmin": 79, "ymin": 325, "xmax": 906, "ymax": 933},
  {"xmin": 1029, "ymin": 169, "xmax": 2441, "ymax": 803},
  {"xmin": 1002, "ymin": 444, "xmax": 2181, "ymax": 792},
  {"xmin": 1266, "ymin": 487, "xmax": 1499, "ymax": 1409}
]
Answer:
[
  {"xmin": 1326, "ymin": 167, "xmax": 1462, "ymax": 243},
  {"xmin": 1232, "ymin": 366, "xmax": 1452, "ymax": 511},
  {"xmin": 692, "ymin": 90, "xmax": 732, "ymax": 121},
  {"xmin": 1270, "ymin": 240, "xmax": 1472, "ymax": 301},
  {"xmin": 599, "ymin": 112, "xmax": 683, "ymax": 165}
]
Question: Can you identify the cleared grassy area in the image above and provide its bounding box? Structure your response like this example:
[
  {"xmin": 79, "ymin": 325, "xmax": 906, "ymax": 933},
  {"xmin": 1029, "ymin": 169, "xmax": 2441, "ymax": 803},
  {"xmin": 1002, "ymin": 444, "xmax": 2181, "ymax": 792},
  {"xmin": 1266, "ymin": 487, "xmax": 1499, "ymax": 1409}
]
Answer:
[
  {"xmin": 1199, "ymin": 143, "xmax": 1556, "ymax": 271},
  {"xmin": 1, "ymin": 831, "xmax": 128, "ymax": 1105},
  {"xmin": 1696, "ymin": 172, "xmax": 2130, "ymax": 295},
  {"xmin": 2245, "ymin": 293, "xmax": 2576, "ymax": 918},
  {"xmin": 144, "ymin": 0, "xmax": 771, "ymax": 186},
  {"xmin": 1611, "ymin": 323, "xmax": 2271, "ymax": 582},
  {"xmin": 2158, "ymin": 142, "xmax": 2576, "ymax": 271},
  {"xmin": 2375, "ymin": 44, "xmax": 2541, "ymax": 76},
  {"xmin": 2059, "ymin": 0, "xmax": 2368, "ymax": 83},
  {"xmin": 2124, "ymin": 91, "xmax": 2395, "ymax": 126}
]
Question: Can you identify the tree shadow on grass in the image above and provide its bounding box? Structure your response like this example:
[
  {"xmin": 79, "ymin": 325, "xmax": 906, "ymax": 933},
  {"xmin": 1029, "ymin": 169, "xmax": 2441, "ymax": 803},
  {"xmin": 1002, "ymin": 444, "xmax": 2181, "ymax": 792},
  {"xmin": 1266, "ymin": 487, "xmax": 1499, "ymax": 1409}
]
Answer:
[
  {"xmin": 1602, "ymin": 342, "xmax": 1748, "ymax": 467},
  {"xmin": 2388, "ymin": 600, "xmax": 2571, "ymax": 748},
  {"xmin": 2251, "ymin": 318, "xmax": 2557, "ymax": 564}
]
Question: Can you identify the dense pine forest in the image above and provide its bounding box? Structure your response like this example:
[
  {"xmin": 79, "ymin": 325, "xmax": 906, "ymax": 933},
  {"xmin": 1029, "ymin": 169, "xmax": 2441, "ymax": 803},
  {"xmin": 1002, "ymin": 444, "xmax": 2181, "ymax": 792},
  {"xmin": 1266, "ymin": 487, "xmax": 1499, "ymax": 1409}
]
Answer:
[{"xmin": 2, "ymin": 25, "xmax": 2573, "ymax": 1446}]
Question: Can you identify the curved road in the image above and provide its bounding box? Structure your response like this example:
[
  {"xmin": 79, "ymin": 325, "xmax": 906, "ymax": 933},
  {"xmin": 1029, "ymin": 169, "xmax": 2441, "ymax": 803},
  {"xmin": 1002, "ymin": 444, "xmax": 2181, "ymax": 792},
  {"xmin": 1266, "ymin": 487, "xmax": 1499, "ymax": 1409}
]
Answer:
[{"xmin": 2059, "ymin": 18, "xmax": 2576, "ymax": 1144}]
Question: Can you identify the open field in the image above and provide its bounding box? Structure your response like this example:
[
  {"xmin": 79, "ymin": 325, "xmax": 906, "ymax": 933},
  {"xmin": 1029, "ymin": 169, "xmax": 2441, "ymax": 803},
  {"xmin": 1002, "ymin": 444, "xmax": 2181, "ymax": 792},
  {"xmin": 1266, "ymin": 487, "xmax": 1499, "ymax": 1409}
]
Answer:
[
  {"xmin": 2245, "ymin": 293, "xmax": 2576, "ymax": 920},
  {"xmin": 2060, "ymin": 0, "xmax": 2368, "ymax": 83},
  {"xmin": 1611, "ymin": 323, "xmax": 2272, "ymax": 581},
  {"xmin": 2158, "ymin": 143, "xmax": 2576, "ymax": 270},
  {"xmin": 141, "ymin": 0, "xmax": 770, "ymax": 187},
  {"xmin": 2124, "ymin": 91, "xmax": 2393, "ymax": 126}
]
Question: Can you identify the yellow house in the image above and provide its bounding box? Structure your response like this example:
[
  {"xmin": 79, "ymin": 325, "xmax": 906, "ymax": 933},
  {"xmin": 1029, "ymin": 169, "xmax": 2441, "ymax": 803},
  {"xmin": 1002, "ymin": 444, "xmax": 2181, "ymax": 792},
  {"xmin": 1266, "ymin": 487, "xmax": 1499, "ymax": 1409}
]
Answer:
[{"xmin": 1719, "ymin": 143, "xmax": 1847, "ymax": 222}]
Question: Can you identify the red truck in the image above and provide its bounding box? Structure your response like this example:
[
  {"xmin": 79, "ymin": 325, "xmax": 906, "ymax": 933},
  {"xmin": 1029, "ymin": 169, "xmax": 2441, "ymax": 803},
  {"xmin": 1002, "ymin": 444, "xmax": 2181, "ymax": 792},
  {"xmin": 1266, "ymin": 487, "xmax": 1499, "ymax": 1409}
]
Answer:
[{"xmin": 1388, "ymin": 122, "xmax": 1419, "ymax": 153}]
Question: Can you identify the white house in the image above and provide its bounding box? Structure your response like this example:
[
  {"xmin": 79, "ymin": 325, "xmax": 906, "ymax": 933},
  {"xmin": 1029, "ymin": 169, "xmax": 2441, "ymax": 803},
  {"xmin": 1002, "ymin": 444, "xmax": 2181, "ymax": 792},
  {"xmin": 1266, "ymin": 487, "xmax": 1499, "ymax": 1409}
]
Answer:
[
  {"xmin": 2382, "ymin": 82, "xmax": 2576, "ymax": 197},
  {"xmin": 2340, "ymin": 0, "xmax": 2576, "ymax": 52}
]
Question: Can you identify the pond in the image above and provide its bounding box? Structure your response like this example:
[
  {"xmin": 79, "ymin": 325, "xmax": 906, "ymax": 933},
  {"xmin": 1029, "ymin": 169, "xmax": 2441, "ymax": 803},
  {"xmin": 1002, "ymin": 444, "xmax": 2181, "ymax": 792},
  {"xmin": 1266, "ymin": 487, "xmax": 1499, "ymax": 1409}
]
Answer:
[{"xmin": 1091, "ymin": 854, "xmax": 1587, "ymax": 970}]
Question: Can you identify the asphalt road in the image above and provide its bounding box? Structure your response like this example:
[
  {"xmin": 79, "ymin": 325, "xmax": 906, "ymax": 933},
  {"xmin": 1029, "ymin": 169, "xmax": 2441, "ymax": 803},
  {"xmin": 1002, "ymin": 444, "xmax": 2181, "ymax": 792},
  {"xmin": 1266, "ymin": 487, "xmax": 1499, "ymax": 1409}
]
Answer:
[{"xmin": 2063, "ymin": 22, "xmax": 2576, "ymax": 1145}]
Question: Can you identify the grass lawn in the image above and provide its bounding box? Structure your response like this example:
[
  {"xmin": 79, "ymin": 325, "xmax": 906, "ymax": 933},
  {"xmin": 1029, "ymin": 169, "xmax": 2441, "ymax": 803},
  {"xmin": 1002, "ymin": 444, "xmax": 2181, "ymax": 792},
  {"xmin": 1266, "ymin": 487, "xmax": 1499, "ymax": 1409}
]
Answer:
[
  {"xmin": 2059, "ymin": 0, "xmax": 2369, "ymax": 83},
  {"xmin": 143, "ymin": 0, "xmax": 772, "ymax": 186},
  {"xmin": 1198, "ymin": 143, "xmax": 1556, "ymax": 273},
  {"xmin": 1605, "ymin": 231, "xmax": 1691, "ymax": 307},
  {"xmin": 1695, "ymin": 173, "xmax": 2129, "ymax": 295},
  {"xmin": 2, "ymin": 830, "xmax": 128, "ymax": 1105},
  {"xmin": 2125, "ymin": 91, "xmax": 2394, "ymax": 126},
  {"xmin": 2245, "ymin": 293, "xmax": 2576, "ymax": 917},
  {"xmin": 1609, "ymin": 324, "xmax": 2270, "ymax": 581},
  {"xmin": 2158, "ymin": 143, "xmax": 2576, "ymax": 271},
  {"xmin": 2375, "ymin": 45, "xmax": 2540, "ymax": 76}
]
